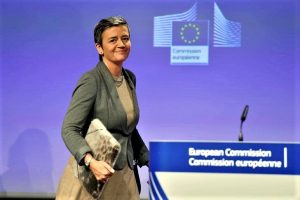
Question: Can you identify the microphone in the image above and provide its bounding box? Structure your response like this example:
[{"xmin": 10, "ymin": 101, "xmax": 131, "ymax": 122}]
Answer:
[{"xmin": 238, "ymin": 105, "xmax": 249, "ymax": 142}]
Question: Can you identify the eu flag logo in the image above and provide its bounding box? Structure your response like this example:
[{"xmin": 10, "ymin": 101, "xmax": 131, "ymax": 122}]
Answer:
[
  {"xmin": 171, "ymin": 20, "xmax": 210, "ymax": 65},
  {"xmin": 172, "ymin": 21, "xmax": 209, "ymax": 46}
]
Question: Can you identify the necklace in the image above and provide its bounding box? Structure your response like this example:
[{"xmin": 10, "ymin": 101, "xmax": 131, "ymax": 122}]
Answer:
[{"xmin": 113, "ymin": 74, "xmax": 124, "ymax": 87}]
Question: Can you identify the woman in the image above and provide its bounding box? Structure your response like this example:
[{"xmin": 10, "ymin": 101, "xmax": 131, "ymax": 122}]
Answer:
[{"xmin": 56, "ymin": 16, "xmax": 149, "ymax": 200}]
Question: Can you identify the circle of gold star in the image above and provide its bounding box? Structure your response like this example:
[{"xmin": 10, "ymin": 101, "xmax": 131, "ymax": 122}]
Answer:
[{"xmin": 180, "ymin": 23, "xmax": 200, "ymax": 44}]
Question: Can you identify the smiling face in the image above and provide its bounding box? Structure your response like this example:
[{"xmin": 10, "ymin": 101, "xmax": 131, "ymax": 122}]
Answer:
[{"xmin": 96, "ymin": 25, "xmax": 131, "ymax": 66}]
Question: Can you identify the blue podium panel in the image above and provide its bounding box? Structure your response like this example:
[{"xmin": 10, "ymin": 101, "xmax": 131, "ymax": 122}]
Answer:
[{"xmin": 149, "ymin": 141, "xmax": 300, "ymax": 200}]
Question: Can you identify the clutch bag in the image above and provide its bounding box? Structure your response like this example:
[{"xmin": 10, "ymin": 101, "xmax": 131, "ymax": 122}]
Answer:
[{"xmin": 73, "ymin": 118, "xmax": 121, "ymax": 199}]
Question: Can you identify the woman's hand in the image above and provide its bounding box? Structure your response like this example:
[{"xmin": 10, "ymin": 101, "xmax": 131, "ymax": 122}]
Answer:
[{"xmin": 85, "ymin": 154, "xmax": 115, "ymax": 183}]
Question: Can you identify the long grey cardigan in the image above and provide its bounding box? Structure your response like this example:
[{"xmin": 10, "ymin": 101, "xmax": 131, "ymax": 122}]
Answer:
[{"xmin": 61, "ymin": 61, "xmax": 149, "ymax": 171}]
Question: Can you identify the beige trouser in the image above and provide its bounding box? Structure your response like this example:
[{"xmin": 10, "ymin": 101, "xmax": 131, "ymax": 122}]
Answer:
[{"xmin": 56, "ymin": 157, "xmax": 140, "ymax": 200}]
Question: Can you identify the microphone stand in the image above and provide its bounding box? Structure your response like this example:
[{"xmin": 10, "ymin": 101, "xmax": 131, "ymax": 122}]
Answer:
[{"xmin": 239, "ymin": 120, "xmax": 244, "ymax": 142}]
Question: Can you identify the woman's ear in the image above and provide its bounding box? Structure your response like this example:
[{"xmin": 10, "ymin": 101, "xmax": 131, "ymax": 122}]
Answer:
[{"xmin": 95, "ymin": 43, "xmax": 104, "ymax": 55}]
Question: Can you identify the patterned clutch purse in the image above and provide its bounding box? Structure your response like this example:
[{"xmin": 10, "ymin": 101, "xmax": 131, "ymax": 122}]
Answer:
[{"xmin": 73, "ymin": 119, "xmax": 121, "ymax": 199}]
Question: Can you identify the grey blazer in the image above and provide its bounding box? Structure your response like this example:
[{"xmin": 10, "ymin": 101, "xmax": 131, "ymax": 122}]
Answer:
[{"xmin": 61, "ymin": 61, "xmax": 149, "ymax": 170}]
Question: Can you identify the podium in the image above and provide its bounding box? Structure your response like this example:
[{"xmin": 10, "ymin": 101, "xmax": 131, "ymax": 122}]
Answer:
[{"xmin": 149, "ymin": 141, "xmax": 300, "ymax": 200}]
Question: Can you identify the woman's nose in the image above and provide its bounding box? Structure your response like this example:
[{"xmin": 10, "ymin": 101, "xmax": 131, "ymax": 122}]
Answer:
[{"xmin": 117, "ymin": 39, "xmax": 125, "ymax": 47}]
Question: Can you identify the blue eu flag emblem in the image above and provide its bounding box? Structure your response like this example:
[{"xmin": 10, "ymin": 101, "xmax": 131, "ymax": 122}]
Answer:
[{"xmin": 172, "ymin": 21, "xmax": 209, "ymax": 46}]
